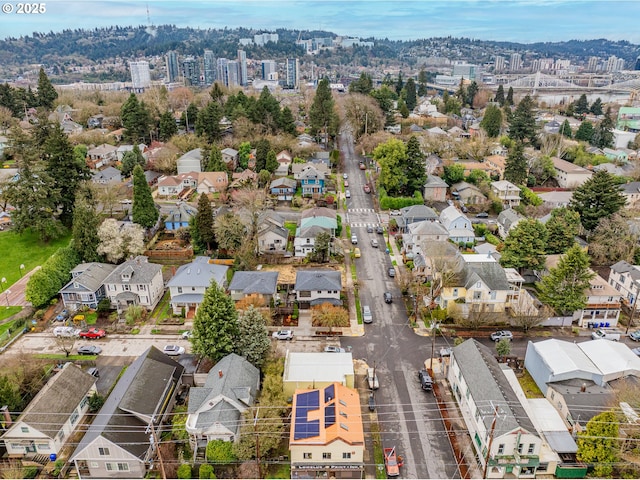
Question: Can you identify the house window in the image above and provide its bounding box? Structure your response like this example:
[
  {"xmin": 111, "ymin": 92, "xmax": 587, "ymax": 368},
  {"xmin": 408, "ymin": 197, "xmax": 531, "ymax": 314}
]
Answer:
[
  {"xmin": 497, "ymin": 444, "xmax": 505, "ymax": 455},
  {"xmin": 177, "ymin": 287, "xmax": 183, "ymax": 294},
  {"xmin": 490, "ymin": 291, "xmax": 496, "ymax": 300},
  {"xmin": 473, "ymin": 291, "xmax": 482, "ymax": 300},
  {"xmin": 123, "ymin": 284, "xmax": 130, "ymax": 292},
  {"xmin": 317, "ymin": 290, "xmax": 322, "ymax": 294},
  {"xmin": 476, "ymin": 281, "xmax": 481, "ymax": 288},
  {"xmin": 528, "ymin": 443, "xmax": 535, "ymax": 454},
  {"xmin": 323, "ymin": 453, "xmax": 331, "ymax": 459},
  {"xmin": 343, "ymin": 452, "xmax": 351, "ymax": 459},
  {"xmin": 21, "ymin": 427, "xmax": 29, "ymax": 433},
  {"xmin": 517, "ymin": 444, "xmax": 523, "ymax": 454},
  {"xmin": 80, "ymin": 396, "xmax": 89, "ymax": 409},
  {"xmin": 453, "ymin": 288, "xmax": 458, "ymax": 297},
  {"xmin": 90, "ymin": 462, "xmax": 98, "ymax": 468},
  {"xmin": 98, "ymin": 447, "xmax": 110, "ymax": 456},
  {"xmin": 303, "ymin": 453, "xmax": 312, "ymax": 459},
  {"xmin": 70, "ymin": 410, "xmax": 79, "ymax": 425},
  {"xmin": 37, "ymin": 443, "xmax": 50, "ymax": 450},
  {"xmin": 306, "ymin": 238, "xmax": 311, "ymax": 244},
  {"xmin": 116, "ymin": 463, "xmax": 129, "ymax": 471}
]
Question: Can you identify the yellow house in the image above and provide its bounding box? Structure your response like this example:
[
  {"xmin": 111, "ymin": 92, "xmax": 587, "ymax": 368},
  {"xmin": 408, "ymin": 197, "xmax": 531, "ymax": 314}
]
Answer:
[
  {"xmin": 290, "ymin": 383, "xmax": 364, "ymax": 479},
  {"xmin": 283, "ymin": 352, "xmax": 355, "ymax": 398}
]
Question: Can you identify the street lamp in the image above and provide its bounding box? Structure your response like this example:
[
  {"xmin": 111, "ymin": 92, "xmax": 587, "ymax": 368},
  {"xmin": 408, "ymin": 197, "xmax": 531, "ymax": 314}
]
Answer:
[
  {"xmin": 19, "ymin": 264, "xmax": 25, "ymax": 278},
  {"xmin": 1, "ymin": 277, "xmax": 8, "ymax": 307},
  {"xmin": 3, "ymin": 289, "xmax": 9, "ymax": 307},
  {"xmin": 430, "ymin": 319, "xmax": 441, "ymax": 372}
]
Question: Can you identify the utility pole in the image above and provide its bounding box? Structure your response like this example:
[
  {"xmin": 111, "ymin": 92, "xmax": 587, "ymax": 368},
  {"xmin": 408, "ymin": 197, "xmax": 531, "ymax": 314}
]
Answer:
[
  {"xmin": 482, "ymin": 404, "xmax": 499, "ymax": 480},
  {"xmin": 149, "ymin": 418, "xmax": 167, "ymax": 480},
  {"xmin": 254, "ymin": 407, "xmax": 261, "ymax": 478},
  {"xmin": 625, "ymin": 287, "xmax": 639, "ymax": 335},
  {"xmin": 430, "ymin": 317, "xmax": 440, "ymax": 372}
]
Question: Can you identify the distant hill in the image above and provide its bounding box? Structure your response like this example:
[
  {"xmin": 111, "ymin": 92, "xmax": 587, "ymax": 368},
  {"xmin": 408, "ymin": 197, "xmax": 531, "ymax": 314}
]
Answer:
[{"xmin": 0, "ymin": 25, "xmax": 637, "ymax": 76}]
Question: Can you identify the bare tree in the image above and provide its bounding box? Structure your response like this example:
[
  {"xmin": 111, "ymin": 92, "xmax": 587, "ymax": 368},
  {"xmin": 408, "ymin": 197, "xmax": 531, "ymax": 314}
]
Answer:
[
  {"xmin": 338, "ymin": 93, "xmax": 385, "ymax": 140},
  {"xmin": 55, "ymin": 335, "xmax": 77, "ymax": 357},
  {"xmin": 512, "ymin": 306, "xmax": 551, "ymax": 334},
  {"xmin": 232, "ymin": 187, "xmax": 269, "ymax": 254}
]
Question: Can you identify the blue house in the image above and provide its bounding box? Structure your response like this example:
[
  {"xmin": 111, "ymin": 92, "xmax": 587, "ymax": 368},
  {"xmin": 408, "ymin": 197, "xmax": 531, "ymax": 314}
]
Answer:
[
  {"xmin": 165, "ymin": 203, "xmax": 197, "ymax": 231},
  {"xmin": 270, "ymin": 177, "xmax": 296, "ymax": 201},
  {"xmin": 298, "ymin": 166, "xmax": 326, "ymax": 198}
]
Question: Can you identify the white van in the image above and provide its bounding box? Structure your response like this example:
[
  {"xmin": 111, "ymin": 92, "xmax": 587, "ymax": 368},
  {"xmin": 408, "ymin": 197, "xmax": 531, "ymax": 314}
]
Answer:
[{"xmin": 53, "ymin": 326, "xmax": 80, "ymax": 337}]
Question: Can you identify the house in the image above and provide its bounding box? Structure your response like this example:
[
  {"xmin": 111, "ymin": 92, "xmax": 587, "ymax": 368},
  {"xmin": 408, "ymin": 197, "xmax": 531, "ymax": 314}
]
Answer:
[
  {"xmin": 289, "ymin": 383, "xmax": 364, "ymax": 480},
  {"xmin": 275, "ymin": 150, "xmax": 292, "ymax": 176},
  {"xmin": 537, "ymin": 191, "xmax": 573, "ymax": 208},
  {"xmin": 394, "ymin": 205, "xmax": 438, "ymax": 233},
  {"xmin": 166, "ymin": 256, "xmax": 229, "ymax": 316},
  {"xmin": 60, "ymin": 263, "xmax": 117, "ymax": 310},
  {"xmin": 603, "ymin": 148, "xmax": 628, "ymax": 163},
  {"xmin": 91, "ymin": 166, "xmax": 122, "ymax": 185},
  {"xmin": 185, "ymin": 354, "xmax": 259, "ymax": 454},
  {"xmin": 300, "ymin": 208, "xmax": 337, "ymax": 236},
  {"xmin": 620, "ymin": 181, "xmax": 640, "ymax": 207},
  {"xmin": 551, "ymin": 157, "xmax": 592, "ymax": 188},
  {"xmin": 402, "ymin": 221, "xmax": 450, "ymax": 261},
  {"xmin": 283, "ymin": 352, "xmax": 355, "ymax": 397},
  {"xmin": 544, "ymin": 255, "xmax": 621, "ymax": 327},
  {"xmin": 543, "ymin": 120, "xmax": 561, "ymax": 134},
  {"xmin": 269, "ymin": 177, "xmax": 296, "ymax": 201},
  {"xmin": 425, "ymin": 154, "xmax": 443, "ymax": 175},
  {"xmin": 292, "ymin": 162, "xmax": 330, "ymax": 179},
  {"xmin": 86, "ymin": 144, "xmax": 118, "ymax": 170},
  {"xmin": 116, "ymin": 144, "xmax": 148, "ymax": 162},
  {"xmin": 144, "ymin": 170, "xmax": 162, "ymax": 186},
  {"xmin": 451, "ymin": 181, "xmax": 487, "ymax": 205},
  {"xmin": 459, "ymin": 161, "xmax": 499, "ymax": 178},
  {"xmin": 157, "ymin": 173, "xmax": 199, "ymax": 197},
  {"xmin": 294, "ymin": 225, "xmax": 330, "ymax": 257},
  {"xmin": 423, "ymin": 175, "xmax": 448, "ymax": 202},
  {"xmin": 438, "ymin": 255, "xmax": 511, "ymax": 318},
  {"xmin": 221, "ymin": 147, "xmax": 239, "ymax": 171},
  {"xmin": 257, "ymin": 210, "xmax": 289, "ymax": 254},
  {"xmin": 229, "ymin": 169, "xmax": 258, "ymax": 189},
  {"xmin": 497, "ymin": 209, "xmax": 524, "ymax": 238},
  {"xmin": 311, "ymin": 151, "xmax": 331, "ymax": 167},
  {"xmin": 103, "ymin": 256, "xmax": 164, "ymax": 313},
  {"xmin": 177, "ymin": 148, "xmax": 203, "ymax": 174},
  {"xmin": 71, "ymin": 347, "xmax": 184, "ymax": 479},
  {"xmin": 197, "ymin": 171, "xmax": 228, "ymax": 195},
  {"xmin": 491, "ymin": 180, "xmax": 521, "ymax": 209},
  {"xmin": 1, "ymin": 363, "xmax": 97, "ymax": 458},
  {"xmin": 294, "ymin": 270, "xmax": 342, "ymax": 308},
  {"xmin": 298, "ymin": 165, "xmax": 326, "ymax": 197},
  {"xmin": 165, "ymin": 202, "xmax": 197, "ymax": 231},
  {"xmin": 485, "ymin": 155, "xmax": 507, "ymax": 179},
  {"xmin": 608, "ymin": 260, "xmax": 640, "ymax": 309},
  {"xmin": 448, "ymin": 339, "xmax": 544, "ymax": 478},
  {"xmin": 228, "ymin": 271, "xmax": 279, "ymax": 304},
  {"xmin": 439, "ymin": 205, "xmax": 475, "ymax": 243}
]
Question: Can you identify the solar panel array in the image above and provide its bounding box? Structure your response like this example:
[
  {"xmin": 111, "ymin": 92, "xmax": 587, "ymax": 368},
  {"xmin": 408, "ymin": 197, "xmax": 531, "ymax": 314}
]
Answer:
[
  {"xmin": 325, "ymin": 403, "xmax": 336, "ymax": 427},
  {"xmin": 324, "ymin": 384, "xmax": 335, "ymax": 402},
  {"xmin": 293, "ymin": 390, "xmax": 320, "ymax": 440}
]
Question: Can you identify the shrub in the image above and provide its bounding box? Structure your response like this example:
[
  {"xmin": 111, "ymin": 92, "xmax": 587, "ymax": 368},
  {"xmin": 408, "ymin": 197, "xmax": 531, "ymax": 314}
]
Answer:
[
  {"xmin": 177, "ymin": 464, "xmax": 192, "ymax": 479},
  {"xmin": 199, "ymin": 464, "xmax": 215, "ymax": 479},
  {"xmin": 97, "ymin": 298, "xmax": 112, "ymax": 314},
  {"xmin": 292, "ymin": 303, "xmax": 299, "ymax": 320},
  {"xmin": 206, "ymin": 439, "xmax": 237, "ymax": 463}
]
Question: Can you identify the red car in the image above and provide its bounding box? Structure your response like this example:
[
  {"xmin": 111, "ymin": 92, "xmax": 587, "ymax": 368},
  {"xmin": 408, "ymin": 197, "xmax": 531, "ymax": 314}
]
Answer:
[
  {"xmin": 363, "ymin": 184, "xmax": 371, "ymax": 193},
  {"xmin": 78, "ymin": 328, "xmax": 106, "ymax": 339}
]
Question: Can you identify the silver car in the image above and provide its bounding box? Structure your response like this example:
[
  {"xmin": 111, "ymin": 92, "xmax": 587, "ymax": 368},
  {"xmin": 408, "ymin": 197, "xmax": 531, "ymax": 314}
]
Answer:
[{"xmin": 363, "ymin": 305, "xmax": 373, "ymax": 324}]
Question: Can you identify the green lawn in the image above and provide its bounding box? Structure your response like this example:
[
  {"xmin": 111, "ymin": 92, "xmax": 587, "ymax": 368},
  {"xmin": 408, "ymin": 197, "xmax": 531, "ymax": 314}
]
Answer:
[
  {"xmin": 0, "ymin": 229, "xmax": 71, "ymax": 288},
  {"xmin": 0, "ymin": 306, "xmax": 22, "ymax": 322}
]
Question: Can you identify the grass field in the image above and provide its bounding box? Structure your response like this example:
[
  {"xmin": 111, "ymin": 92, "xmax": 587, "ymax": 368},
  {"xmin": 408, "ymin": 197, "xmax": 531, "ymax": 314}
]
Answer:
[
  {"xmin": 0, "ymin": 229, "xmax": 71, "ymax": 288},
  {"xmin": 0, "ymin": 306, "xmax": 22, "ymax": 322}
]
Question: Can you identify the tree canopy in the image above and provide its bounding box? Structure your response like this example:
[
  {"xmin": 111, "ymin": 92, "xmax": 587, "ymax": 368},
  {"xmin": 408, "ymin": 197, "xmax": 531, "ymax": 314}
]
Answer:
[
  {"xmin": 508, "ymin": 95, "xmax": 537, "ymax": 145},
  {"xmin": 569, "ymin": 171, "xmax": 625, "ymax": 231},
  {"xmin": 545, "ymin": 207, "xmax": 580, "ymax": 254},
  {"xmin": 131, "ymin": 164, "xmax": 158, "ymax": 228},
  {"xmin": 499, "ymin": 219, "xmax": 548, "ymax": 271}
]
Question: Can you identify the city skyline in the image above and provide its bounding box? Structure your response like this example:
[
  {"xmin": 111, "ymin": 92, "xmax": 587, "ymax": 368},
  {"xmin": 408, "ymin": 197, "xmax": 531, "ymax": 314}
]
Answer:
[{"xmin": 2, "ymin": 0, "xmax": 640, "ymax": 44}]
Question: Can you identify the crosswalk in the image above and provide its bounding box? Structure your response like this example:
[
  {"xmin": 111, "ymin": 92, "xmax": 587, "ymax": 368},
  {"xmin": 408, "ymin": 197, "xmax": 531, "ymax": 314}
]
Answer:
[
  {"xmin": 350, "ymin": 223, "xmax": 381, "ymax": 228},
  {"xmin": 347, "ymin": 208, "xmax": 376, "ymax": 213}
]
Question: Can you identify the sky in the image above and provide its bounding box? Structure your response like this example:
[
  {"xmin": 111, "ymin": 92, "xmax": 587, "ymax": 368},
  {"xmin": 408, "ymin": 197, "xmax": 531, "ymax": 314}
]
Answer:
[{"xmin": 1, "ymin": 0, "xmax": 640, "ymax": 44}]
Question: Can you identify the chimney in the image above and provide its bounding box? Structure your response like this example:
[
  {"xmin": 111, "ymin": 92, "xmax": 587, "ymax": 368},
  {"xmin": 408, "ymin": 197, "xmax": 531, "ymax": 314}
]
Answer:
[
  {"xmin": 218, "ymin": 370, "xmax": 223, "ymax": 378},
  {"xmin": 580, "ymin": 383, "xmax": 587, "ymax": 393},
  {"xmin": 0, "ymin": 405, "xmax": 12, "ymax": 427}
]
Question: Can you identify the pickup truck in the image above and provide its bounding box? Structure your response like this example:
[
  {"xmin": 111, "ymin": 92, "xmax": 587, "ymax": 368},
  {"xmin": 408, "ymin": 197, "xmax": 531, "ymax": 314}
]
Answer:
[
  {"xmin": 383, "ymin": 447, "xmax": 403, "ymax": 477},
  {"xmin": 591, "ymin": 328, "xmax": 621, "ymax": 341},
  {"xmin": 367, "ymin": 367, "xmax": 379, "ymax": 390}
]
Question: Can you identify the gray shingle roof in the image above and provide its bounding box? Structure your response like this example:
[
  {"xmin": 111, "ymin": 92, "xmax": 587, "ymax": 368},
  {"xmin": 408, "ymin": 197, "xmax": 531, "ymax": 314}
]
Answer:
[
  {"xmin": 103, "ymin": 256, "xmax": 162, "ymax": 286},
  {"xmin": 229, "ymin": 271, "xmax": 279, "ymax": 295},
  {"xmin": 464, "ymin": 262, "xmax": 510, "ymax": 290},
  {"xmin": 60, "ymin": 263, "xmax": 116, "ymax": 294},
  {"xmin": 452, "ymin": 339, "xmax": 537, "ymax": 436},
  {"xmin": 295, "ymin": 270, "xmax": 342, "ymax": 291},
  {"xmin": 497, "ymin": 209, "xmax": 523, "ymax": 230},
  {"xmin": 167, "ymin": 256, "xmax": 229, "ymax": 288},
  {"xmin": 610, "ymin": 260, "xmax": 640, "ymax": 283}
]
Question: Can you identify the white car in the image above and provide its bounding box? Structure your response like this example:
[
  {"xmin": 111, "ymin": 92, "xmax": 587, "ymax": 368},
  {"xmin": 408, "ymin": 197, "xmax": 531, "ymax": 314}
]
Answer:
[
  {"xmin": 362, "ymin": 305, "xmax": 373, "ymax": 324},
  {"xmin": 343, "ymin": 173, "xmax": 348, "ymax": 179},
  {"xmin": 390, "ymin": 209, "xmax": 402, "ymax": 216},
  {"xmin": 345, "ymin": 190, "xmax": 351, "ymax": 198},
  {"xmin": 53, "ymin": 326, "xmax": 80, "ymax": 338},
  {"xmin": 181, "ymin": 330, "xmax": 192, "ymax": 339},
  {"xmin": 324, "ymin": 346, "xmax": 346, "ymax": 353},
  {"xmin": 351, "ymin": 234, "xmax": 358, "ymax": 244},
  {"xmin": 272, "ymin": 330, "xmax": 294, "ymax": 340},
  {"xmin": 163, "ymin": 345, "xmax": 185, "ymax": 356}
]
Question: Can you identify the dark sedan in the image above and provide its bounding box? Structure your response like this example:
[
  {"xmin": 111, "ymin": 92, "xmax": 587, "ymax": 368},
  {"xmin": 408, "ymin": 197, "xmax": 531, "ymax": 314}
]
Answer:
[{"xmin": 78, "ymin": 345, "xmax": 102, "ymax": 355}]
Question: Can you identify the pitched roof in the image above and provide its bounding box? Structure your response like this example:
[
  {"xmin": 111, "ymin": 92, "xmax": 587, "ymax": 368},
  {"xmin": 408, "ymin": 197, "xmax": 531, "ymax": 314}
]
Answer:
[
  {"xmin": 452, "ymin": 339, "xmax": 537, "ymax": 437},
  {"xmin": 464, "ymin": 261, "xmax": 510, "ymax": 290},
  {"xmin": 270, "ymin": 177, "xmax": 296, "ymax": 189},
  {"xmin": 198, "ymin": 171, "xmax": 228, "ymax": 187},
  {"xmin": 167, "ymin": 256, "xmax": 229, "ymax": 288},
  {"xmin": 610, "ymin": 260, "xmax": 640, "ymax": 284},
  {"xmin": 4, "ymin": 363, "xmax": 95, "ymax": 438},
  {"xmin": 166, "ymin": 203, "xmax": 198, "ymax": 224},
  {"xmin": 60, "ymin": 263, "xmax": 116, "ymax": 294},
  {"xmin": 400, "ymin": 204, "xmax": 438, "ymax": 220},
  {"xmin": 408, "ymin": 220, "xmax": 448, "ymax": 236},
  {"xmin": 497, "ymin": 209, "xmax": 523, "ymax": 229},
  {"xmin": 439, "ymin": 205, "xmax": 469, "ymax": 228},
  {"xmin": 295, "ymin": 270, "xmax": 342, "ymax": 291},
  {"xmin": 229, "ymin": 271, "xmax": 279, "ymax": 295},
  {"xmin": 424, "ymin": 175, "xmax": 448, "ymax": 188},
  {"xmin": 103, "ymin": 256, "xmax": 162, "ymax": 285},
  {"xmin": 552, "ymin": 156, "xmax": 591, "ymax": 174},
  {"xmin": 300, "ymin": 207, "xmax": 337, "ymax": 220},
  {"xmin": 221, "ymin": 147, "xmax": 238, "ymax": 156}
]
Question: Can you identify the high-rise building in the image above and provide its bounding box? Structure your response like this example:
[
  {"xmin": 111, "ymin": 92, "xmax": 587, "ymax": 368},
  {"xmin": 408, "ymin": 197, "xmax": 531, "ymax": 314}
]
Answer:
[
  {"xmin": 285, "ymin": 58, "xmax": 299, "ymax": 89},
  {"xmin": 494, "ymin": 55, "xmax": 505, "ymax": 72},
  {"xmin": 165, "ymin": 51, "xmax": 179, "ymax": 83},
  {"xmin": 237, "ymin": 50, "xmax": 248, "ymax": 86},
  {"xmin": 203, "ymin": 49, "xmax": 216, "ymax": 85},
  {"xmin": 606, "ymin": 55, "xmax": 625, "ymax": 72},
  {"xmin": 452, "ymin": 63, "xmax": 476, "ymax": 80},
  {"xmin": 216, "ymin": 58, "xmax": 229, "ymax": 86},
  {"xmin": 227, "ymin": 60, "xmax": 240, "ymax": 87},
  {"xmin": 261, "ymin": 60, "xmax": 277, "ymax": 80},
  {"xmin": 510, "ymin": 53, "xmax": 522, "ymax": 71},
  {"xmin": 129, "ymin": 61, "xmax": 151, "ymax": 91},
  {"xmin": 615, "ymin": 57, "xmax": 626, "ymax": 71},
  {"xmin": 587, "ymin": 56, "xmax": 599, "ymax": 72},
  {"xmin": 182, "ymin": 56, "xmax": 200, "ymax": 86},
  {"xmin": 254, "ymin": 33, "xmax": 279, "ymax": 46}
]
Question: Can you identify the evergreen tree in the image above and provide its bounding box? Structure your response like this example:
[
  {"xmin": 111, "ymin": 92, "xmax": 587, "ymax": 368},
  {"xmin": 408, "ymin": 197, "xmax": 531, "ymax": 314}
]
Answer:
[
  {"xmin": 405, "ymin": 78, "xmax": 417, "ymax": 111},
  {"xmin": 499, "ymin": 219, "xmax": 548, "ymax": 272},
  {"xmin": 574, "ymin": 121, "xmax": 594, "ymax": 142},
  {"xmin": 480, "ymin": 104, "xmax": 502, "ymax": 137},
  {"xmin": 192, "ymin": 281, "xmax": 239, "ymax": 363},
  {"xmin": 235, "ymin": 306, "xmax": 270, "ymax": 369},
  {"xmin": 505, "ymin": 86, "xmax": 514, "ymax": 106},
  {"xmin": 417, "ymin": 69, "xmax": 428, "ymax": 96},
  {"xmin": 404, "ymin": 136, "xmax": 426, "ymax": 195},
  {"xmin": 590, "ymin": 97, "xmax": 603, "ymax": 116},
  {"xmin": 466, "ymin": 81, "xmax": 479, "ymax": 107},
  {"xmin": 348, "ymin": 72, "xmax": 373, "ymax": 94},
  {"xmin": 570, "ymin": 170, "xmax": 625, "ymax": 231},
  {"xmin": 589, "ymin": 214, "xmax": 636, "ymax": 266},
  {"xmin": 36, "ymin": 67, "xmax": 58, "ymax": 110},
  {"xmin": 131, "ymin": 164, "xmax": 158, "ymax": 228},
  {"xmin": 255, "ymin": 139, "xmax": 270, "ymax": 172},
  {"xmin": 573, "ymin": 94, "xmax": 589, "ymax": 116},
  {"xmin": 120, "ymin": 145, "xmax": 145, "ymax": 177},
  {"xmin": 395, "ymin": 71, "xmax": 404, "ymax": 95},
  {"xmin": 508, "ymin": 95, "xmax": 537, "ymax": 145},
  {"xmin": 120, "ymin": 93, "xmax": 150, "ymax": 143},
  {"xmin": 455, "ymin": 79, "xmax": 466, "ymax": 102},
  {"xmin": 206, "ymin": 147, "xmax": 227, "ymax": 172},
  {"xmin": 591, "ymin": 107, "xmax": 614, "ymax": 149},
  {"xmin": 545, "ymin": 207, "xmax": 580, "ymax": 254},
  {"xmin": 158, "ymin": 110, "xmax": 177, "ymax": 141},
  {"xmin": 504, "ymin": 142, "xmax": 528, "ymax": 185},
  {"xmin": 398, "ymin": 98, "xmax": 410, "ymax": 118},
  {"xmin": 195, "ymin": 101, "xmax": 222, "ymax": 143},
  {"xmin": 72, "ymin": 188, "xmax": 102, "ymax": 262},
  {"xmin": 494, "ymin": 84, "xmax": 505, "ymax": 106},
  {"xmin": 182, "ymin": 102, "xmax": 198, "ymax": 131},
  {"xmin": 209, "ymin": 82, "xmax": 225, "ymax": 105},
  {"xmin": 559, "ymin": 119, "xmax": 572, "ymax": 138},
  {"xmin": 195, "ymin": 193, "xmax": 215, "ymax": 251},
  {"xmin": 254, "ymin": 86, "xmax": 281, "ymax": 134},
  {"xmin": 43, "ymin": 123, "xmax": 90, "ymax": 227},
  {"xmin": 309, "ymin": 78, "xmax": 337, "ymax": 142},
  {"xmin": 278, "ymin": 106, "xmax": 296, "ymax": 135},
  {"xmin": 265, "ymin": 149, "xmax": 278, "ymax": 173},
  {"xmin": 537, "ymin": 244, "xmax": 594, "ymax": 316},
  {"xmin": 237, "ymin": 142, "xmax": 252, "ymax": 169}
]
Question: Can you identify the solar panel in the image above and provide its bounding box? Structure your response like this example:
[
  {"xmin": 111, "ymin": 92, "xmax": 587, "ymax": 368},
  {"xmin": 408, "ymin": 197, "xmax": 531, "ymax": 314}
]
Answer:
[
  {"xmin": 293, "ymin": 391, "xmax": 322, "ymax": 440},
  {"xmin": 309, "ymin": 389, "xmax": 320, "ymax": 408},
  {"xmin": 325, "ymin": 403, "xmax": 336, "ymax": 427},
  {"xmin": 324, "ymin": 384, "xmax": 335, "ymax": 402}
]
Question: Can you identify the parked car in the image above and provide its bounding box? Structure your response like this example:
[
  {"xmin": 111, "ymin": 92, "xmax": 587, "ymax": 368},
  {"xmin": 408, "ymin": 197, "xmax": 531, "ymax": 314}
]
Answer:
[
  {"xmin": 371, "ymin": 239, "xmax": 379, "ymax": 248},
  {"xmin": 345, "ymin": 190, "xmax": 351, "ymax": 198},
  {"xmin": 388, "ymin": 267, "xmax": 396, "ymax": 278},
  {"xmin": 324, "ymin": 346, "xmax": 346, "ymax": 353},
  {"xmin": 53, "ymin": 326, "xmax": 80, "ymax": 338},
  {"xmin": 368, "ymin": 393, "xmax": 376, "ymax": 411},
  {"xmin": 476, "ymin": 212, "xmax": 489, "ymax": 218},
  {"xmin": 629, "ymin": 330, "xmax": 640, "ymax": 341},
  {"xmin": 87, "ymin": 367, "xmax": 99, "ymax": 378},
  {"xmin": 362, "ymin": 305, "xmax": 373, "ymax": 324},
  {"xmin": 344, "ymin": 180, "xmax": 349, "ymax": 187},
  {"xmin": 418, "ymin": 369, "xmax": 433, "ymax": 391},
  {"xmin": 351, "ymin": 234, "xmax": 358, "ymax": 244},
  {"xmin": 78, "ymin": 328, "xmax": 106, "ymax": 339},
  {"xmin": 490, "ymin": 330, "xmax": 513, "ymax": 342},
  {"xmin": 591, "ymin": 329, "xmax": 621, "ymax": 341},
  {"xmin": 367, "ymin": 225, "xmax": 374, "ymax": 233},
  {"xmin": 54, "ymin": 310, "xmax": 69, "ymax": 322},
  {"xmin": 363, "ymin": 184, "xmax": 371, "ymax": 193},
  {"xmin": 78, "ymin": 345, "xmax": 102, "ymax": 355},
  {"xmin": 384, "ymin": 447, "xmax": 402, "ymax": 477},
  {"xmin": 163, "ymin": 345, "xmax": 185, "ymax": 356},
  {"xmin": 343, "ymin": 173, "xmax": 348, "ymax": 179},
  {"xmin": 181, "ymin": 330, "xmax": 192, "ymax": 339},
  {"xmin": 353, "ymin": 247, "xmax": 361, "ymax": 258},
  {"xmin": 272, "ymin": 330, "xmax": 294, "ymax": 340},
  {"xmin": 376, "ymin": 225, "xmax": 384, "ymax": 234},
  {"xmin": 384, "ymin": 292, "xmax": 393, "ymax": 303},
  {"xmin": 359, "ymin": 162, "xmax": 366, "ymax": 170},
  {"xmin": 390, "ymin": 210, "xmax": 402, "ymax": 216},
  {"xmin": 632, "ymin": 347, "xmax": 640, "ymax": 357},
  {"xmin": 440, "ymin": 347, "xmax": 453, "ymax": 357}
]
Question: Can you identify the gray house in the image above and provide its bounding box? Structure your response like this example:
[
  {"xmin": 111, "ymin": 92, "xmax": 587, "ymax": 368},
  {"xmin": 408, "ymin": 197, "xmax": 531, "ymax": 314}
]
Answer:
[
  {"xmin": 71, "ymin": 347, "xmax": 184, "ymax": 479},
  {"xmin": 59, "ymin": 263, "xmax": 117, "ymax": 310},
  {"xmin": 395, "ymin": 205, "xmax": 438, "ymax": 232},
  {"xmin": 294, "ymin": 270, "xmax": 342, "ymax": 308},
  {"xmin": 177, "ymin": 148, "xmax": 202, "ymax": 174},
  {"xmin": 497, "ymin": 209, "xmax": 524, "ymax": 238},
  {"xmin": 167, "ymin": 256, "xmax": 229, "ymax": 316},
  {"xmin": 228, "ymin": 271, "xmax": 279, "ymax": 304},
  {"xmin": 92, "ymin": 166, "xmax": 122, "ymax": 185},
  {"xmin": 185, "ymin": 354, "xmax": 260, "ymax": 455}
]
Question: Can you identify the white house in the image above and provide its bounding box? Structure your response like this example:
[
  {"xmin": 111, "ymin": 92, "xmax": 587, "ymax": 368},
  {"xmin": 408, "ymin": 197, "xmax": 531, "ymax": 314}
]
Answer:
[
  {"xmin": 177, "ymin": 148, "xmax": 203, "ymax": 174},
  {"xmin": 608, "ymin": 260, "xmax": 640, "ymax": 309},
  {"xmin": 103, "ymin": 256, "xmax": 164, "ymax": 313},
  {"xmin": 439, "ymin": 205, "xmax": 475, "ymax": 243},
  {"xmin": 294, "ymin": 270, "xmax": 342, "ymax": 308},
  {"xmin": 491, "ymin": 180, "xmax": 521, "ymax": 208},
  {"xmin": 157, "ymin": 173, "xmax": 199, "ymax": 197},
  {"xmin": 552, "ymin": 157, "xmax": 592, "ymax": 189},
  {"xmin": 196, "ymin": 171, "xmax": 228, "ymax": 194}
]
